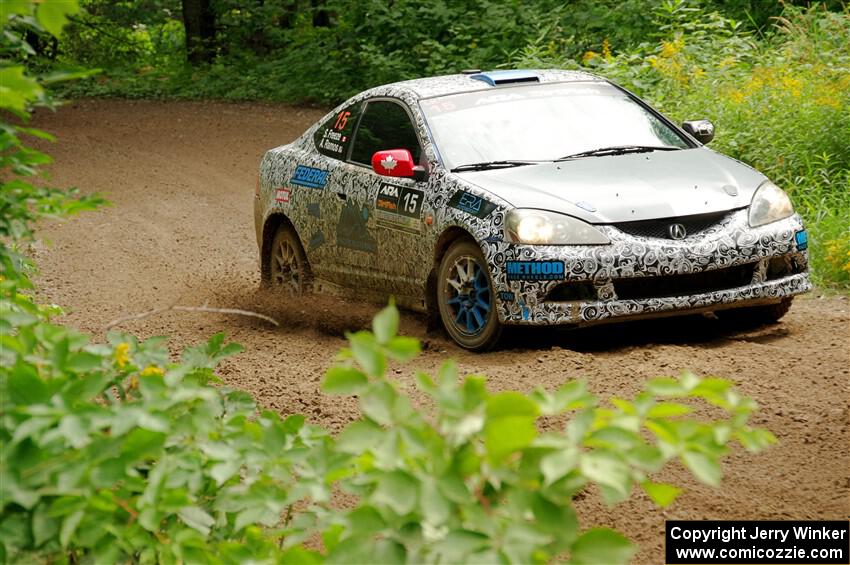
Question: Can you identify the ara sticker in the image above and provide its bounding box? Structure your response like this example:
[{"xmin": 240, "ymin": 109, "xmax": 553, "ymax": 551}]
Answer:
[
  {"xmin": 448, "ymin": 190, "xmax": 496, "ymax": 218},
  {"xmin": 795, "ymin": 229, "xmax": 808, "ymax": 251},
  {"xmin": 506, "ymin": 260, "xmax": 565, "ymax": 281},
  {"xmin": 275, "ymin": 187, "xmax": 291, "ymax": 203},
  {"xmin": 290, "ymin": 165, "xmax": 329, "ymax": 189},
  {"xmin": 375, "ymin": 182, "xmax": 424, "ymax": 234}
]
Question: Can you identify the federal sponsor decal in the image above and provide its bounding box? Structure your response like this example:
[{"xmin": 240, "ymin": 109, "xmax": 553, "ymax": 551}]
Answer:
[
  {"xmin": 275, "ymin": 187, "xmax": 291, "ymax": 203},
  {"xmin": 795, "ymin": 229, "xmax": 808, "ymax": 251},
  {"xmin": 290, "ymin": 165, "xmax": 329, "ymax": 189},
  {"xmin": 506, "ymin": 260, "xmax": 565, "ymax": 281},
  {"xmin": 448, "ymin": 190, "xmax": 496, "ymax": 218},
  {"xmin": 336, "ymin": 201, "xmax": 376, "ymax": 253},
  {"xmin": 375, "ymin": 182, "xmax": 424, "ymax": 234}
]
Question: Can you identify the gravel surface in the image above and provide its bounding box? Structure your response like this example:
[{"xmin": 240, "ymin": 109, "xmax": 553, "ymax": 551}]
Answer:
[{"xmin": 32, "ymin": 99, "xmax": 850, "ymax": 563}]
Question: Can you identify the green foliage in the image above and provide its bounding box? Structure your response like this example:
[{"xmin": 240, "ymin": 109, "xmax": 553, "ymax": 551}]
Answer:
[
  {"xmin": 2, "ymin": 300, "xmax": 777, "ymax": 563},
  {"xmin": 47, "ymin": 1, "xmax": 849, "ymax": 287},
  {"xmin": 555, "ymin": 3, "xmax": 850, "ymax": 287}
]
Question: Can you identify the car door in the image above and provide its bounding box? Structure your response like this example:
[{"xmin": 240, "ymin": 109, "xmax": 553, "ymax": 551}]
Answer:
[{"xmin": 333, "ymin": 98, "xmax": 430, "ymax": 295}]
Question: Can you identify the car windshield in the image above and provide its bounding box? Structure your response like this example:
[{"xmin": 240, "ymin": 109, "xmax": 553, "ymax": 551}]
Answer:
[{"xmin": 419, "ymin": 82, "xmax": 690, "ymax": 170}]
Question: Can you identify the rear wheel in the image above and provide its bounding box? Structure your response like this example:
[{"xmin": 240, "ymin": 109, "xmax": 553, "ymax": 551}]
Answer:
[
  {"xmin": 268, "ymin": 225, "xmax": 311, "ymax": 295},
  {"xmin": 436, "ymin": 240, "xmax": 502, "ymax": 351},
  {"xmin": 717, "ymin": 297, "xmax": 793, "ymax": 327}
]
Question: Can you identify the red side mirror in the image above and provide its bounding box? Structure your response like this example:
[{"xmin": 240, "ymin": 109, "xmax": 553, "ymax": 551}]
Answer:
[{"xmin": 371, "ymin": 149, "xmax": 415, "ymax": 178}]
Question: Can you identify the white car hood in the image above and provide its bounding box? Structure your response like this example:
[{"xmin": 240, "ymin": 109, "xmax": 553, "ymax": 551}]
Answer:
[{"xmin": 458, "ymin": 148, "xmax": 766, "ymax": 223}]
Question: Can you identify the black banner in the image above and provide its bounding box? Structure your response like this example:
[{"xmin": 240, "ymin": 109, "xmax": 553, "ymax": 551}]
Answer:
[{"xmin": 666, "ymin": 521, "xmax": 849, "ymax": 564}]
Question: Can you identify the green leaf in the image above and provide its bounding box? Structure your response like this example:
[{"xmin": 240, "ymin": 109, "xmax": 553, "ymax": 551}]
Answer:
[
  {"xmin": 32, "ymin": 503, "xmax": 59, "ymax": 547},
  {"xmin": 541, "ymin": 447, "xmax": 579, "ymax": 486},
  {"xmin": 322, "ymin": 366, "xmax": 368, "ymax": 395},
  {"xmin": 337, "ymin": 419, "xmax": 385, "ymax": 453},
  {"xmin": 642, "ymin": 481, "xmax": 682, "ymax": 507},
  {"xmin": 348, "ymin": 331, "xmax": 386, "ymax": 376},
  {"xmin": 647, "ymin": 402, "xmax": 693, "ymax": 418},
  {"xmin": 485, "ymin": 415, "xmax": 537, "ymax": 461},
  {"xmin": 579, "ymin": 452, "xmax": 631, "ymax": 496},
  {"xmin": 682, "ymin": 451, "xmax": 722, "ymax": 486},
  {"xmin": 371, "ymin": 470, "xmax": 419, "ymax": 515},
  {"xmin": 486, "ymin": 392, "xmax": 539, "ymax": 418},
  {"xmin": 372, "ymin": 303, "xmax": 399, "ymax": 343},
  {"xmin": 571, "ymin": 528, "xmax": 635, "ymax": 565},
  {"xmin": 37, "ymin": 0, "xmax": 80, "ymax": 36},
  {"xmin": 59, "ymin": 510, "xmax": 83, "ymax": 548},
  {"xmin": 8, "ymin": 361, "xmax": 48, "ymax": 405},
  {"xmin": 178, "ymin": 506, "xmax": 215, "ymax": 537},
  {"xmin": 360, "ymin": 381, "xmax": 396, "ymax": 425},
  {"xmin": 385, "ymin": 336, "xmax": 420, "ymax": 361}
]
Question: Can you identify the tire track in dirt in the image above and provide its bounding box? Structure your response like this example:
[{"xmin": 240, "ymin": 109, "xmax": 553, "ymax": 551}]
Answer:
[{"xmin": 31, "ymin": 99, "xmax": 850, "ymax": 563}]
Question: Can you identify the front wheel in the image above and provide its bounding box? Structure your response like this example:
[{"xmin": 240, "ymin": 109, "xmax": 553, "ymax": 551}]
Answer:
[{"xmin": 436, "ymin": 240, "xmax": 502, "ymax": 351}]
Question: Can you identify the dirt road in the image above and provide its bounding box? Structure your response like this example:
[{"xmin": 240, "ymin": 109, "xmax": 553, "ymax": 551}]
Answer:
[{"xmin": 32, "ymin": 100, "xmax": 849, "ymax": 562}]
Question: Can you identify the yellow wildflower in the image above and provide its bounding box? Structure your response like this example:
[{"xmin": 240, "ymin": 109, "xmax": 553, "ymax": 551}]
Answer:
[
  {"xmin": 140, "ymin": 365, "xmax": 165, "ymax": 378},
  {"xmin": 729, "ymin": 89, "xmax": 745, "ymax": 104},
  {"xmin": 114, "ymin": 342, "xmax": 130, "ymax": 368},
  {"xmin": 602, "ymin": 38, "xmax": 612, "ymax": 59},
  {"xmin": 582, "ymin": 50, "xmax": 599, "ymax": 64},
  {"xmin": 660, "ymin": 37, "xmax": 684, "ymax": 58}
]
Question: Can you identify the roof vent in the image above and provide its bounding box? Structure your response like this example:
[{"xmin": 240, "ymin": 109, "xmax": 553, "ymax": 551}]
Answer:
[{"xmin": 468, "ymin": 70, "xmax": 540, "ymax": 86}]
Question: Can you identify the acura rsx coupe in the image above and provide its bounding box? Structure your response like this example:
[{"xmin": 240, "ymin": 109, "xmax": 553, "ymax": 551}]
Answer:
[{"xmin": 254, "ymin": 69, "xmax": 811, "ymax": 350}]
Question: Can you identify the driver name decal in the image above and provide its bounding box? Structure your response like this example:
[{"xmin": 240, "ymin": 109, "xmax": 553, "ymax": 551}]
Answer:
[
  {"xmin": 375, "ymin": 182, "xmax": 424, "ymax": 234},
  {"xmin": 506, "ymin": 260, "xmax": 566, "ymax": 281},
  {"xmin": 290, "ymin": 165, "xmax": 329, "ymax": 189}
]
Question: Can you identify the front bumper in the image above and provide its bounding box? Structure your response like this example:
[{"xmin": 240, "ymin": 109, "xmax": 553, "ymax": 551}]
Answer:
[{"xmin": 491, "ymin": 210, "xmax": 811, "ymax": 325}]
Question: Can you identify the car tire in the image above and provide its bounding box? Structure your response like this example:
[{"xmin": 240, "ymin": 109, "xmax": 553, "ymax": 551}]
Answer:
[
  {"xmin": 268, "ymin": 225, "xmax": 311, "ymax": 295},
  {"xmin": 717, "ymin": 297, "xmax": 793, "ymax": 327},
  {"xmin": 436, "ymin": 240, "xmax": 502, "ymax": 351}
]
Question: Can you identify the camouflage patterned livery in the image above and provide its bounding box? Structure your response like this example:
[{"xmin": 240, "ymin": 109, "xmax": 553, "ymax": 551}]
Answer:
[{"xmin": 254, "ymin": 69, "xmax": 810, "ymax": 348}]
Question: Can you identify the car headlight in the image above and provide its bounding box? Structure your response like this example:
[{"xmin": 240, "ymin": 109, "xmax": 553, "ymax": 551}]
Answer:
[
  {"xmin": 505, "ymin": 209, "xmax": 610, "ymax": 245},
  {"xmin": 749, "ymin": 181, "xmax": 794, "ymax": 228}
]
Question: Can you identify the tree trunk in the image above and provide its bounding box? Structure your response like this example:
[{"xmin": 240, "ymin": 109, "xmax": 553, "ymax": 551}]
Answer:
[{"xmin": 182, "ymin": 0, "xmax": 215, "ymax": 64}]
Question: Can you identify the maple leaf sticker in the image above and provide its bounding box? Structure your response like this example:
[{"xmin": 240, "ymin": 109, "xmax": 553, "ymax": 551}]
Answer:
[{"xmin": 380, "ymin": 154, "xmax": 397, "ymax": 171}]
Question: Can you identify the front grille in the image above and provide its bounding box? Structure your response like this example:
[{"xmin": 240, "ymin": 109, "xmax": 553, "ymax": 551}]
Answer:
[
  {"xmin": 614, "ymin": 263, "xmax": 755, "ymax": 300},
  {"xmin": 613, "ymin": 210, "xmax": 731, "ymax": 240}
]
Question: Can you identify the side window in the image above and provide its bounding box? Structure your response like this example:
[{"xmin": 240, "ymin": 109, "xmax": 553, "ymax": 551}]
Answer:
[
  {"xmin": 349, "ymin": 100, "xmax": 423, "ymax": 166},
  {"xmin": 314, "ymin": 102, "xmax": 361, "ymax": 160}
]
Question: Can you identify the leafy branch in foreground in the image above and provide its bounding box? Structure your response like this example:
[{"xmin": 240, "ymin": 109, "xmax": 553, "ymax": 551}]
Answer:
[{"xmin": 1, "ymin": 303, "xmax": 776, "ymax": 564}]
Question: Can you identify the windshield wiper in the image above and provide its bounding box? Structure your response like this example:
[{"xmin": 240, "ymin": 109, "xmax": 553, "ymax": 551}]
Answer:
[
  {"xmin": 451, "ymin": 160, "xmax": 537, "ymax": 172},
  {"xmin": 556, "ymin": 145, "xmax": 680, "ymax": 161}
]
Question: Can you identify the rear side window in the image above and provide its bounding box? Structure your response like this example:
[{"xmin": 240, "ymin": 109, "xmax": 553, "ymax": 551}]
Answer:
[
  {"xmin": 314, "ymin": 102, "xmax": 361, "ymax": 160},
  {"xmin": 349, "ymin": 100, "xmax": 422, "ymax": 165}
]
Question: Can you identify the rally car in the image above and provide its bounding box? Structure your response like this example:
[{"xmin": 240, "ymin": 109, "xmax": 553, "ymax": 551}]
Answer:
[{"xmin": 254, "ymin": 69, "xmax": 810, "ymax": 350}]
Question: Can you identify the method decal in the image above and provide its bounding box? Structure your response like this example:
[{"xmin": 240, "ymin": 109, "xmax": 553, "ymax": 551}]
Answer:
[
  {"xmin": 375, "ymin": 182, "xmax": 424, "ymax": 234},
  {"xmin": 448, "ymin": 190, "xmax": 497, "ymax": 218},
  {"xmin": 336, "ymin": 200, "xmax": 377, "ymax": 253},
  {"xmin": 275, "ymin": 187, "xmax": 291, "ymax": 203},
  {"xmin": 506, "ymin": 260, "xmax": 566, "ymax": 281},
  {"xmin": 290, "ymin": 165, "xmax": 329, "ymax": 189}
]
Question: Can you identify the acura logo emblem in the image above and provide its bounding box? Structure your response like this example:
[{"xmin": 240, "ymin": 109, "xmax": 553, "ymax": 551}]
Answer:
[{"xmin": 668, "ymin": 223, "xmax": 687, "ymax": 240}]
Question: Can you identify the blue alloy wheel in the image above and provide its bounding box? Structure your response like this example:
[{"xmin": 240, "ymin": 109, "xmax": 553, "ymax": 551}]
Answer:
[
  {"xmin": 446, "ymin": 256, "xmax": 492, "ymax": 335},
  {"xmin": 436, "ymin": 240, "xmax": 503, "ymax": 351}
]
